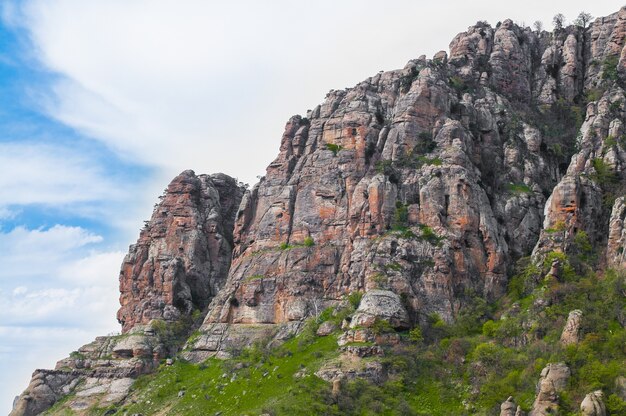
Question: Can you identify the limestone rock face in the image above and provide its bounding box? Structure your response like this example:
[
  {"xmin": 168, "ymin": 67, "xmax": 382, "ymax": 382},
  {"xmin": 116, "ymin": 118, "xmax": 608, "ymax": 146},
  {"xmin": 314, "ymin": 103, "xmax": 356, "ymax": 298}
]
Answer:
[
  {"xmin": 10, "ymin": 328, "xmax": 162, "ymax": 416},
  {"xmin": 500, "ymin": 396, "xmax": 525, "ymax": 416},
  {"xmin": 350, "ymin": 290, "xmax": 410, "ymax": 329},
  {"xmin": 529, "ymin": 363, "xmax": 571, "ymax": 416},
  {"xmin": 179, "ymin": 8, "xmax": 626, "ymax": 358},
  {"xmin": 117, "ymin": 170, "xmax": 244, "ymax": 332},
  {"xmin": 13, "ymin": 7, "xmax": 626, "ymax": 415},
  {"xmin": 607, "ymin": 197, "xmax": 626, "ymax": 267},
  {"xmin": 560, "ymin": 309, "xmax": 583, "ymax": 345},
  {"xmin": 580, "ymin": 390, "xmax": 606, "ymax": 416}
]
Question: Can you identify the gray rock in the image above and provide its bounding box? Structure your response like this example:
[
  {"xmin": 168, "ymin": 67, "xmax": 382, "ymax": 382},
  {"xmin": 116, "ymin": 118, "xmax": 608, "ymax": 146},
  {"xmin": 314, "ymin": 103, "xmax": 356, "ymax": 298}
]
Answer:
[
  {"xmin": 316, "ymin": 321, "xmax": 337, "ymax": 336},
  {"xmin": 560, "ymin": 310, "xmax": 583, "ymax": 345},
  {"xmin": 580, "ymin": 390, "xmax": 606, "ymax": 416},
  {"xmin": 350, "ymin": 290, "xmax": 410, "ymax": 330}
]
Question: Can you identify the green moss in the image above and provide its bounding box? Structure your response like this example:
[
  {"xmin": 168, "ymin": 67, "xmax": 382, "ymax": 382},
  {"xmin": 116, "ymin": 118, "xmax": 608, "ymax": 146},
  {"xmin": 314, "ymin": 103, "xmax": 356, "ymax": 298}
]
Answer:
[
  {"xmin": 245, "ymin": 274, "xmax": 265, "ymax": 282},
  {"xmin": 325, "ymin": 143, "xmax": 343, "ymax": 156},
  {"xmin": 347, "ymin": 292, "xmax": 363, "ymax": 309},
  {"xmin": 507, "ymin": 183, "xmax": 532, "ymax": 194}
]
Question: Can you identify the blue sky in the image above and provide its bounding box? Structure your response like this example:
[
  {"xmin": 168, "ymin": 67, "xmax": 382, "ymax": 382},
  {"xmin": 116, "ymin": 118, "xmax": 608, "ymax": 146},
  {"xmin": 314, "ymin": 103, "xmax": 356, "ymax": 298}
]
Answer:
[{"xmin": 1, "ymin": 0, "xmax": 624, "ymax": 413}]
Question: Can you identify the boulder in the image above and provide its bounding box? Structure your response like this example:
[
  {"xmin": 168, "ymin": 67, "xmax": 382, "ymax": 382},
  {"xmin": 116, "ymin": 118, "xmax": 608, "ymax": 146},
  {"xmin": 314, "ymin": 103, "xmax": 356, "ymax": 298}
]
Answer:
[
  {"xmin": 580, "ymin": 390, "xmax": 606, "ymax": 416},
  {"xmin": 350, "ymin": 290, "xmax": 410, "ymax": 330},
  {"xmin": 560, "ymin": 310, "xmax": 582, "ymax": 345}
]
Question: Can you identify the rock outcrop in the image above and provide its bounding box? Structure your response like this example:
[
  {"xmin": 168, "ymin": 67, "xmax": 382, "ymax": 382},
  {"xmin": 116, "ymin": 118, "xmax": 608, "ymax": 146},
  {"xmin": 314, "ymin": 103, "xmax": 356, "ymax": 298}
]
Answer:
[
  {"xmin": 117, "ymin": 170, "xmax": 244, "ymax": 332},
  {"xmin": 350, "ymin": 290, "xmax": 410, "ymax": 330},
  {"xmin": 11, "ymin": 171, "xmax": 244, "ymax": 416},
  {"xmin": 580, "ymin": 390, "xmax": 607, "ymax": 416},
  {"xmin": 529, "ymin": 363, "xmax": 571, "ymax": 416},
  {"xmin": 500, "ymin": 396, "xmax": 525, "ymax": 416},
  {"xmin": 11, "ymin": 6, "xmax": 626, "ymax": 416},
  {"xmin": 560, "ymin": 309, "xmax": 583, "ymax": 345},
  {"xmin": 10, "ymin": 326, "xmax": 160, "ymax": 416}
]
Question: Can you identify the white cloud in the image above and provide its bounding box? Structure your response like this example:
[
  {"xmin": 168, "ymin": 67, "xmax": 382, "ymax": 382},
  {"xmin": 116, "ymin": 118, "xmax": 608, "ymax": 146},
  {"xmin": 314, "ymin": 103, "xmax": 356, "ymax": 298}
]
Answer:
[
  {"xmin": 0, "ymin": 142, "xmax": 122, "ymax": 206},
  {"xmin": 0, "ymin": 206, "xmax": 19, "ymax": 220},
  {"xmin": 0, "ymin": 225, "xmax": 102, "ymax": 278},
  {"xmin": 12, "ymin": 0, "xmax": 621, "ymax": 185},
  {"xmin": 0, "ymin": 234, "xmax": 123, "ymax": 413},
  {"xmin": 59, "ymin": 250, "xmax": 125, "ymax": 285}
]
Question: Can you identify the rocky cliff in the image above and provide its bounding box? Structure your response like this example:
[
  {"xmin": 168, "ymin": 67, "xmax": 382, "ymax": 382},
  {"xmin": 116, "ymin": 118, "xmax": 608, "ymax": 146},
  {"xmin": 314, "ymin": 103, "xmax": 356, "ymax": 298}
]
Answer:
[
  {"xmin": 11, "ymin": 7, "xmax": 626, "ymax": 416},
  {"xmin": 10, "ymin": 171, "xmax": 244, "ymax": 416}
]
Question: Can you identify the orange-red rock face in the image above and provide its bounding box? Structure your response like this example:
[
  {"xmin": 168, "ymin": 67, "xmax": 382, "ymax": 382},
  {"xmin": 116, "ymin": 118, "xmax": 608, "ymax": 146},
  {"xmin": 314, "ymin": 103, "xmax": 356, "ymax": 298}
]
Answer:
[
  {"xmin": 117, "ymin": 170, "xmax": 244, "ymax": 333},
  {"xmin": 188, "ymin": 8, "xmax": 626, "ymax": 358}
]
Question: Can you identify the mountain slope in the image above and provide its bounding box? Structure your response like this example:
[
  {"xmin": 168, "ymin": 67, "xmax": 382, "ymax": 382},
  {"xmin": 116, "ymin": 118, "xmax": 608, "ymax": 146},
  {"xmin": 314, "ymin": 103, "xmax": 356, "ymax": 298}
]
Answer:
[{"xmin": 11, "ymin": 7, "xmax": 626, "ymax": 416}]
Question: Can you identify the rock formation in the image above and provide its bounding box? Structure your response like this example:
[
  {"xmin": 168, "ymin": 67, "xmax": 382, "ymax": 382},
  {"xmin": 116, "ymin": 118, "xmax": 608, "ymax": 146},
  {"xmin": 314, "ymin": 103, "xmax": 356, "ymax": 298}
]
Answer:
[
  {"xmin": 529, "ymin": 363, "xmax": 571, "ymax": 416},
  {"xmin": 580, "ymin": 390, "xmax": 607, "ymax": 416},
  {"xmin": 11, "ymin": 6, "xmax": 626, "ymax": 415},
  {"xmin": 500, "ymin": 396, "xmax": 525, "ymax": 416},
  {"xmin": 560, "ymin": 309, "xmax": 583, "ymax": 345},
  {"xmin": 11, "ymin": 171, "xmax": 244, "ymax": 416},
  {"xmin": 118, "ymin": 170, "xmax": 244, "ymax": 332}
]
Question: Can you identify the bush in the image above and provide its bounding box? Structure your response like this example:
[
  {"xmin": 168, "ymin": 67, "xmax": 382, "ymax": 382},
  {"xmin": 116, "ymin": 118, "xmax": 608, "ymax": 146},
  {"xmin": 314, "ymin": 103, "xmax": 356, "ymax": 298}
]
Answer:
[
  {"xmin": 409, "ymin": 327, "xmax": 424, "ymax": 342},
  {"xmin": 392, "ymin": 201, "xmax": 409, "ymax": 230},
  {"xmin": 348, "ymin": 292, "xmax": 363, "ymax": 309},
  {"xmin": 325, "ymin": 143, "xmax": 343, "ymax": 156},
  {"xmin": 507, "ymin": 183, "xmax": 532, "ymax": 194},
  {"xmin": 602, "ymin": 55, "xmax": 619, "ymax": 81},
  {"xmin": 303, "ymin": 236, "xmax": 315, "ymax": 247},
  {"xmin": 591, "ymin": 158, "xmax": 616, "ymax": 185}
]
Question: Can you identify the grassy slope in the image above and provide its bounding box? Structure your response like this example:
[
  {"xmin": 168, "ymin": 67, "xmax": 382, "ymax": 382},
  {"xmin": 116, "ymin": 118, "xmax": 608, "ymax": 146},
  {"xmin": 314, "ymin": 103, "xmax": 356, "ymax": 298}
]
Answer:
[{"xmin": 47, "ymin": 248, "xmax": 626, "ymax": 416}]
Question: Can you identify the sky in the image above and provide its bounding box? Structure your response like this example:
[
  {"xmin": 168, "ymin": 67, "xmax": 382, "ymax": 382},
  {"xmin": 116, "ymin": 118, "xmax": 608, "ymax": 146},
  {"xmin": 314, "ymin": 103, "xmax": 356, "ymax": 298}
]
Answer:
[{"xmin": 0, "ymin": 0, "xmax": 623, "ymax": 412}]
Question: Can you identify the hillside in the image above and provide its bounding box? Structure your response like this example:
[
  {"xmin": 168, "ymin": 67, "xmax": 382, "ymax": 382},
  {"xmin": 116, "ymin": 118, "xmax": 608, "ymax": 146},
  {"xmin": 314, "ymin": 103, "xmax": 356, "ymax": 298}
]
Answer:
[{"xmin": 10, "ymin": 7, "xmax": 626, "ymax": 416}]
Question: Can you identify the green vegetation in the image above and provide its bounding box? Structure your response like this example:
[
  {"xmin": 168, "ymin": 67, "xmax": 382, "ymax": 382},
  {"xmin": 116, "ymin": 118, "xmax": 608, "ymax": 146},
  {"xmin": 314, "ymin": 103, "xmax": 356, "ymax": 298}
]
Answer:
[
  {"xmin": 586, "ymin": 87, "xmax": 605, "ymax": 102},
  {"xmin": 506, "ymin": 183, "xmax": 533, "ymax": 194},
  {"xmin": 325, "ymin": 143, "xmax": 343, "ymax": 156},
  {"xmin": 245, "ymin": 274, "xmax": 266, "ymax": 282},
  {"xmin": 392, "ymin": 201, "xmax": 409, "ymax": 231},
  {"xmin": 591, "ymin": 158, "xmax": 617, "ymax": 185},
  {"xmin": 399, "ymin": 66, "xmax": 420, "ymax": 93},
  {"xmin": 122, "ymin": 335, "xmax": 340, "ymax": 416},
  {"xmin": 347, "ymin": 292, "xmax": 363, "ymax": 309},
  {"xmin": 544, "ymin": 220, "xmax": 567, "ymax": 234},
  {"xmin": 449, "ymin": 76, "xmax": 472, "ymax": 95},
  {"xmin": 602, "ymin": 55, "xmax": 620, "ymax": 81},
  {"xmin": 303, "ymin": 236, "xmax": 315, "ymax": 247}
]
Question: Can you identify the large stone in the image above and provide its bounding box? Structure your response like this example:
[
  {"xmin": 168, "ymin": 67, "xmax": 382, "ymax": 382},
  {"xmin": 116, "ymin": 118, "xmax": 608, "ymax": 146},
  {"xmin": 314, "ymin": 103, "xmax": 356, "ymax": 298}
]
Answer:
[
  {"xmin": 580, "ymin": 390, "xmax": 606, "ymax": 416},
  {"xmin": 500, "ymin": 396, "xmax": 525, "ymax": 416},
  {"xmin": 529, "ymin": 363, "xmax": 570, "ymax": 416},
  {"xmin": 350, "ymin": 290, "xmax": 410, "ymax": 329},
  {"xmin": 560, "ymin": 310, "xmax": 583, "ymax": 345}
]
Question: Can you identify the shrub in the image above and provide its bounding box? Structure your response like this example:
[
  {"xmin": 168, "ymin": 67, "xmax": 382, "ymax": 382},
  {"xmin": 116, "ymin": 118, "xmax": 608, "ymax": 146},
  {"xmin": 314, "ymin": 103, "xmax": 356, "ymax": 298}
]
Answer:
[
  {"xmin": 303, "ymin": 236, "xmax": 315, "ymax": 247},
  {"xmin": 392, "ymin": 201, "xmax": 409, "ymax": 230},
  {"xmin": 348, "ymin": 292, "xmax": 363, "ymax": 309},
  {"xmin": 325, "ymin": 143, "xmax": 343, "ymax": 156},
  {"xmin": 591, "ymin": 158, "xmax": 616, "ymax": 185},
  {"xmin": 602, "ymin": 55, "xmax": 619, "ymax": 81},
  {"xmin": 371, "ymin": 318, "xmax": 395, "ymax": 335},
  {"xmin": 507, "ymin": 183, "xmax": 532, "ymax": 194},
  {"xmin": 409, "ymin": 327, "xmax": 424, "ymax": 342}
]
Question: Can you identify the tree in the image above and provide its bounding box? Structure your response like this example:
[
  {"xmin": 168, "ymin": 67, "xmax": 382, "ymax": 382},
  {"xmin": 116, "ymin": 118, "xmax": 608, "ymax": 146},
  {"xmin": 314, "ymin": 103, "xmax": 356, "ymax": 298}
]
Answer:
[
  {"xmin": 533, "ymin": 20, "xmax": 544, "ymax": 32},
  {"xmin": 574, "ymin": 11, "xmax": 593, "ymax": 28},
  {"xmin": 553, "ymin": 13, "xmax": 565, "ymax": 31}
]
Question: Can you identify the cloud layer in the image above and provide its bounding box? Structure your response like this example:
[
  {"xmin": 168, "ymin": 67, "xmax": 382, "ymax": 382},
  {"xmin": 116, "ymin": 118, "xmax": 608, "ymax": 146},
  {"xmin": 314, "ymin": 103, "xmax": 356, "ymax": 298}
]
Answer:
[
  {"xmin": 0, "ymin": 224, "xmax": 123, "ymax": 411},
  {"xmin": 12, "ymin": 0, "xmax": 620, "ymax": 185}
]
